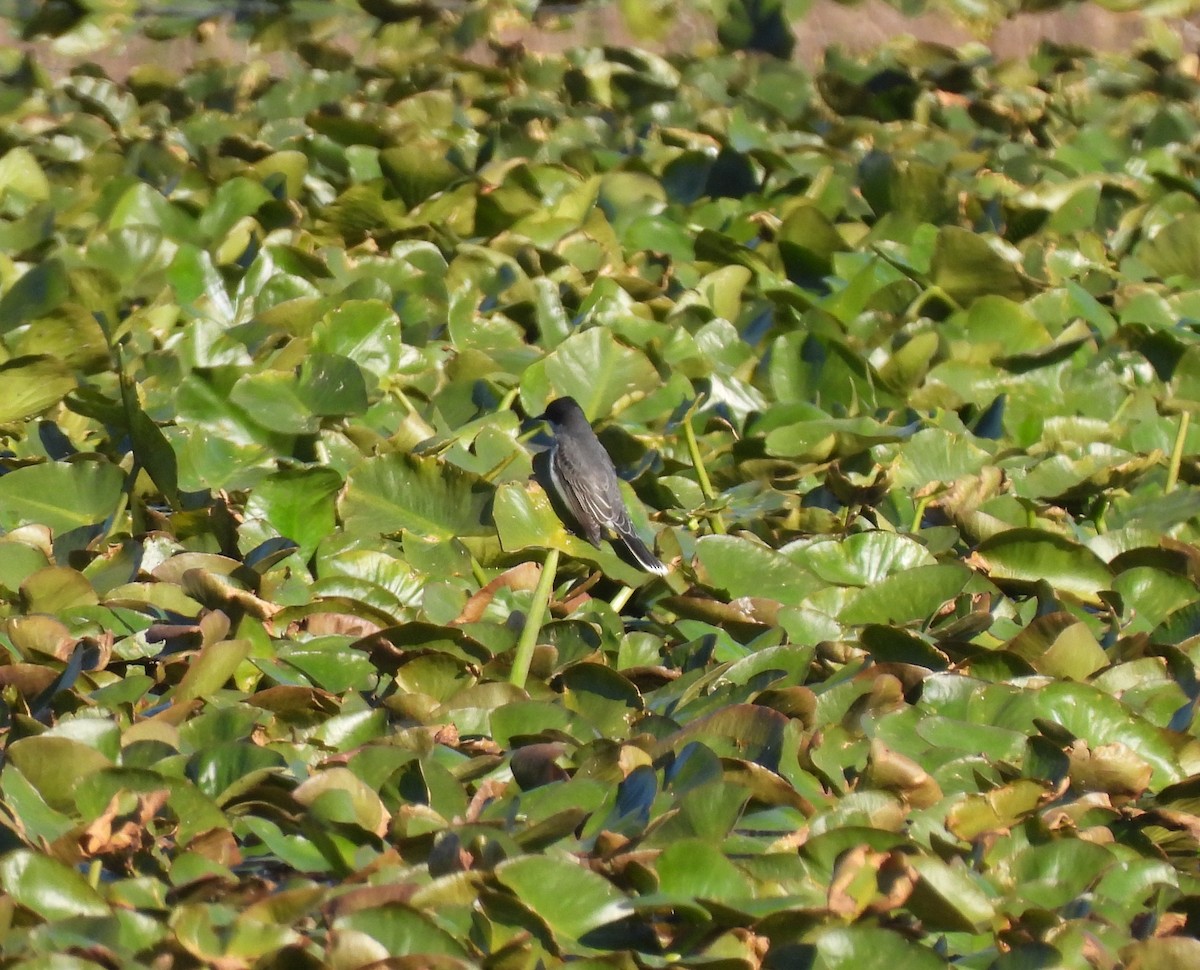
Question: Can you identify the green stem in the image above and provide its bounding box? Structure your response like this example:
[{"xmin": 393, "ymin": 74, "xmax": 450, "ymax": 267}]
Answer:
[
  {"xmin": 683, "ymin": 414, "xmax": 713, "ymax": 500},
  {"xmin": 469, "ymin": 555, "xmax": 488, "ymax": 589},
  {"xmin": 105, "ymin": 481, "xmax": 132, "ymax": 543},
  {"xmin": 498, "ymin": 386, "xmax": 520, "ymax": 412},
  {"xmin": 909, "ymin": 495, "xmax": 932, "ymax": 534},
  {"xmin": 684, "ymin": 412, "xmax": 725, "ymax": 535},
  {"xmin": 1167, "ymin": 410, "xmax": 1190, "ymax": 494},
  {"xmin": 481, "ymin": 449, "xmax": 519, "ymax": 483},
  {"xmin": 510, "ymin": 548, "xmax": 559, "ymax": 689},
  {"xmin": 610, "ymin": 585, "xmax": 633, "ymax": 612}
]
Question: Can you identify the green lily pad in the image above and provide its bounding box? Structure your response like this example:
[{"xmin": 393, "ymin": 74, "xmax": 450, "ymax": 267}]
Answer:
[
  {"xmin": 0, "ymin": 460, "xmax": 124, "ymax": 535},
  {"xmin": 654, "ymin": 837, "xmax": 753, "ymax": 902},
  {"xmin": 0, "ymin": 356, "xmax": 77, "ymax": 422},
  {"xmin": 493, "ymin": 855, "xmax": 631, "ymax": 943},
  {"xmin": 930, "ymin": 226, "xmax": 1037, "ymax": 305},
  {"xmin": 6, "ymin": 736, "xmax": 113, "ymax": 812},
  {"xmin": 696, "ymin": 535, "xmax": 822, "ymax": 607},
  {"xmin": 520, "ymin": 326, "xmax": 660, "ymax": 420},
  {"xmin": 341, "ymin": 454, "xmax": 492, "ymax": 541},
  {"xmin": 0, "ymin": 850, "xmax": 109, "ymax": 920},
  {"xmin": 839, "ymin": 563, "xmax": 971, "ymax": 626},
  {"xmin": 974, "ymin": 529, "xmax": 1113, "ymax": 605}
]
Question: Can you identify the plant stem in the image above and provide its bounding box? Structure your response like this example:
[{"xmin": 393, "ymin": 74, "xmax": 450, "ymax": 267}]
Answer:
[
  {"xmin": 909, "ymin": 495, "xmax": 931, "ymax": 534},
  {"xmin": 510, "ymin": 548, "xmax": 559, "ymax": 689},
  {"xmin": 481, "ymin": 449, "xmax": 519, "ymax": 482},
  {"xmin": 684, "ymin": 412, "xmax": 725, "ymax": 534},
  {"xmin": 498, "ymin": 386, "xmax": 520, "ymax": 411},
  {"xmin": 1167, "ymin": 410, "xmax": 1190, "ymax": 494},
  {"xmin": 104, "ymin": 481, "xmax": 132, "ymax": 543},
  {"xmin": 470, "ymin": 555, "xmax": 489, "ymax": 588},
  {"xmin": 610, "ymin": 585, "xmax": 633, "ymax": 612}
]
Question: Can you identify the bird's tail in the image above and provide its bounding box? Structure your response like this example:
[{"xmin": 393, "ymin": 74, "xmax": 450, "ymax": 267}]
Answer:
[{"xmin": 613, "ymin": 520, "xmax": 668, "ymax": 575}]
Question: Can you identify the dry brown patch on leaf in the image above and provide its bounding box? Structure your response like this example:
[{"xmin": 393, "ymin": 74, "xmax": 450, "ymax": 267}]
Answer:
[
  {"xmin": 188, "ymin": 827, "xmax": 242, "ymax": 867},
  {"xmin": 463, "ymin": 777, "xmax": 509, "ymax": 824},
  {"xmin": 1068, "ymin": 740, "xmax": 1153, "ymax": 802},
  {"xmin": 7, "ymin": 615, "xmax": 75, "ymax": 660},
  {"xmin": 828, "ymin": 845, "xmax": 907, "ymax": 919},
  {"xmin": 325, "ymin": 882, "xmax": 420, "ymax": 921},
  {"xmin": 292, "ymin": 612, "xmax": 383, "ymax": 638},
  {"xmin": 453, "ymin": 561, "xmax": 543, "ymax": 625},
  {"xmin": 511, "ymin": 742, "xmax": 571, "ymax": 790},
  {"xmin": 863, "ymin": 738, "xmax": 944, "ymax": 809},
  {"xmin": 79, "ymin": 789, "xmax": 170, "ymax": 860}
]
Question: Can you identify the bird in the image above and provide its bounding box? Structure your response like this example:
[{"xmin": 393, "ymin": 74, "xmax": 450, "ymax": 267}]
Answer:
[{"xmin": 537, "ymin": 397, "xmax": 668, "ymax": 576}]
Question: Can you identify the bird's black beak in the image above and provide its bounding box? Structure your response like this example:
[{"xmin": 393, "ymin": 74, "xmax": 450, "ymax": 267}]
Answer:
[{"xmin": 520, "ymin": 409, "xmax": 550, "ymax": 439}]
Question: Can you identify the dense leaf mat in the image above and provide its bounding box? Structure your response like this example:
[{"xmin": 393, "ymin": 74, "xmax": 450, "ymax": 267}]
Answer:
[{"xmin": 0, "ymin": 12, "xmax": 1199, "ymax": 968}]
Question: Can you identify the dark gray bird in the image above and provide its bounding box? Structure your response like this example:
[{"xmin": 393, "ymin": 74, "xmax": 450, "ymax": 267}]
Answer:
[{"xmin": 538, "ymin": 397, "xmax": 668, "ymax": 576}]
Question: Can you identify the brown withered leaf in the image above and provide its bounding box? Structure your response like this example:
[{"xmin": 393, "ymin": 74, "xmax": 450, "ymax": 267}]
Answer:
[
  {"xmin": 79, "ymin": 790, "xmax": 170, "ymax": 859},
  {"xmin": 511, "ymin": 742, "xmax": 571, "ymax": 790},
  {"xmin": 0, "ymin": 664, "xmax": 58, "ymax": 699},
  {"xmin": 863, "ymin": 738, "xmax": 944, "ymax": 808},
  {"xmin": 464, "ymin": 778, "xmax": 509, "ymax": 824},
  {"xmin": 871, "ymin": 851, "xmax": 918, "ymax": 914},
  {"xmin": 7, "ymin": 615, "xmax": 75, "ymax": 660},
  {"xmin": 251, "ymin": 685, "xmax": 340, "ymax": 717},
  {"xmin": 659, "ymin": 590, "xmax": 773, "ymax": 639},
  {"xmin": 188, "ymin": 827, "xmax": 242, "ymax": 868},
  {"xmin": 1068, "ymin": 740, "xmax": 1153, "ymax": 802},
  {"xmin": 933, "ymin": 466, "xmax": 1005, "ymax": 519},
  {"xmin": 325, "ymin": 882, "xmax": 419, "ymax": 921},
  {"xmin": 720, "ymin": 757, "xmax": 816, "ymax": 814},
  {"xmin": 182, "ymin": 568, "xmax": 279, "ymax": 620},
  {"xmin": 453, "ymin": 561, "xmax": 543, "ymax": 625},
  {"xmin": 291, "ymin": 611, "xmax": 383, "ymax": 638},
  {"xmin": 828, "ymin": 845, "xmax": 889, "ymax": 919}
]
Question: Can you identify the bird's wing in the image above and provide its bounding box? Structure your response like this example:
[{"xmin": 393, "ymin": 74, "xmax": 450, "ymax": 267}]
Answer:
[
  {"xmin": 611, "ymin": 513, "xmax": 668, "ymax": 574},
  {"xmin": 552, "ymin": 445, "xmax": 622, "ymax": 545},
  {"xmin": 552, "ymin": 440, "xmax": 668, "ymax": 574}
]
